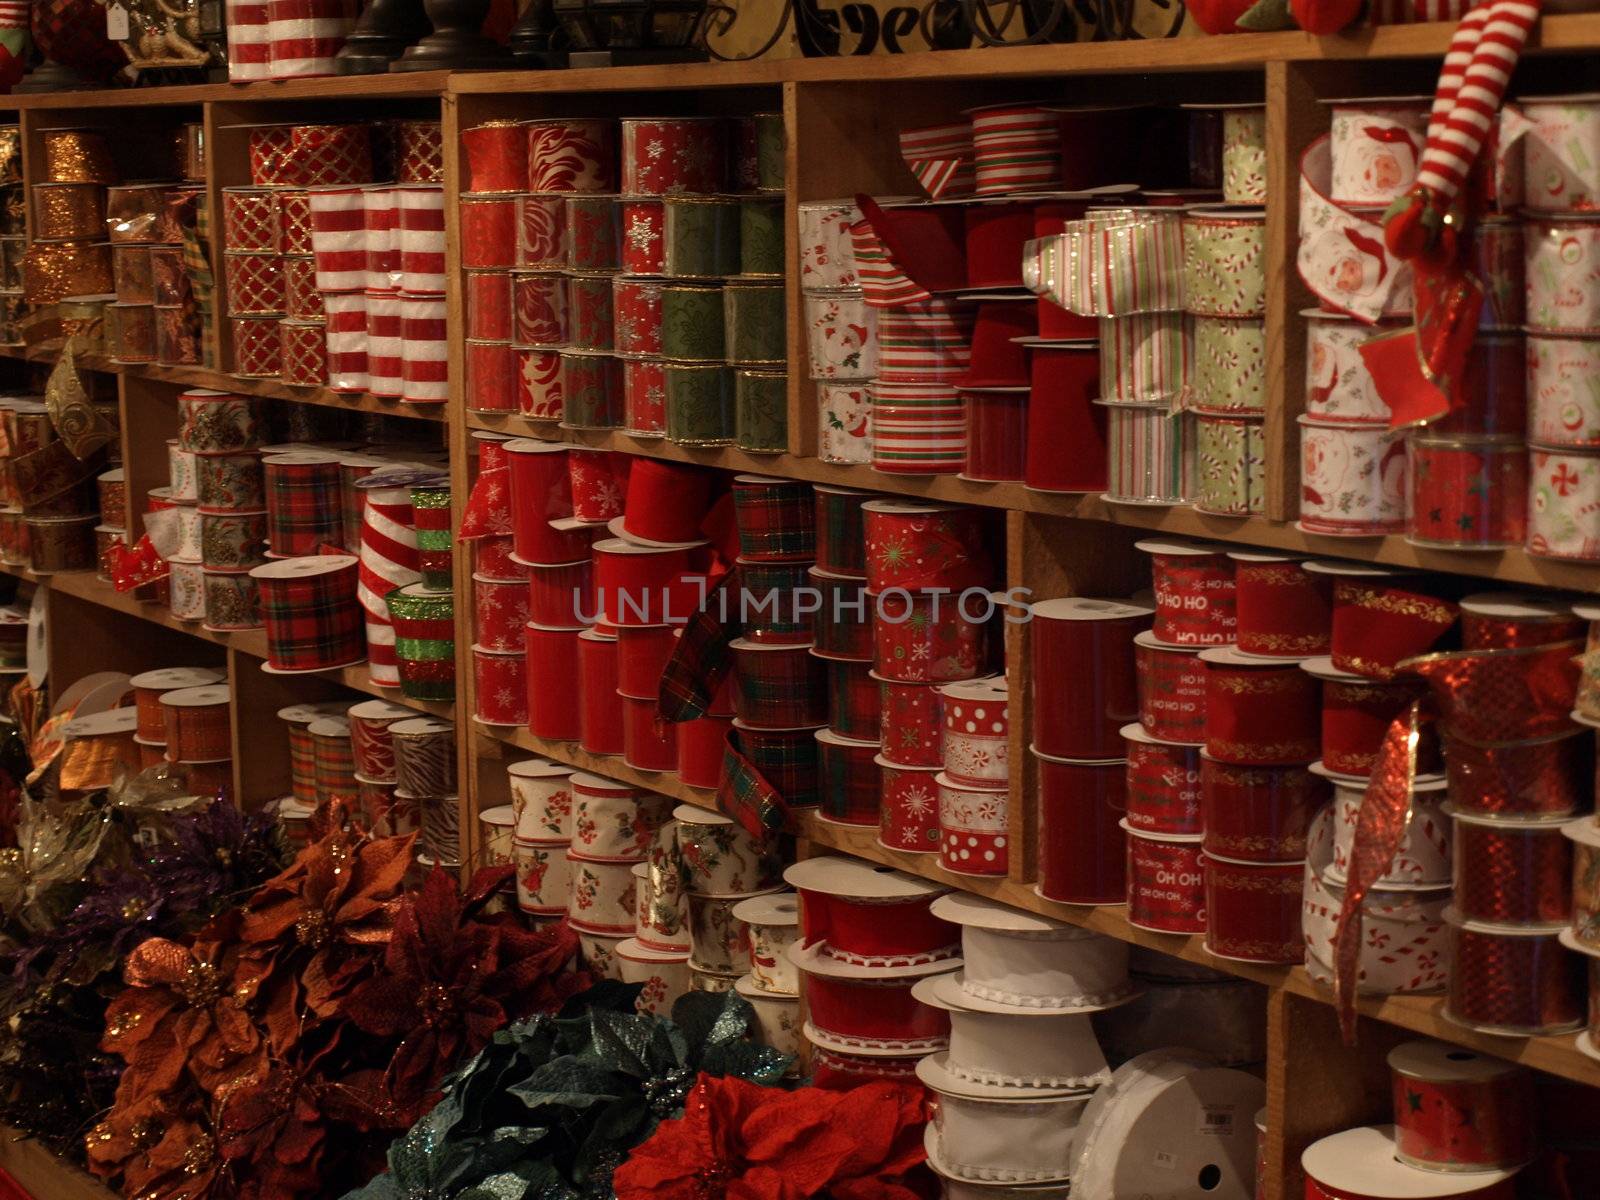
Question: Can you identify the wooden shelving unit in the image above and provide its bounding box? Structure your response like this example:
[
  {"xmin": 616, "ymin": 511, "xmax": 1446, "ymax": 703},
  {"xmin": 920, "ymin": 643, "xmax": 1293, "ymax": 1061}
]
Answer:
[{"xmin": 2, "ymin": 22, "xmax": 1596, "ymax": 1197}]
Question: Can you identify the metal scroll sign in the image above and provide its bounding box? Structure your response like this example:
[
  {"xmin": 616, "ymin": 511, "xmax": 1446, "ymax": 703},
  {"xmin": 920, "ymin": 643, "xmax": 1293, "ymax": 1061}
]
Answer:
[{"xmin": 703, "ymin": 0, "xmax": 1184, "ymax": 57}]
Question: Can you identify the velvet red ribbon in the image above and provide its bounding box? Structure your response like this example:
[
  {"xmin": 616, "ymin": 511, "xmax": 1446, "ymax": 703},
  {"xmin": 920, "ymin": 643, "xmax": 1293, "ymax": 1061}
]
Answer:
[{"xmin": 798, "ymin": 891, "xmax": 957, "ymax": 963}]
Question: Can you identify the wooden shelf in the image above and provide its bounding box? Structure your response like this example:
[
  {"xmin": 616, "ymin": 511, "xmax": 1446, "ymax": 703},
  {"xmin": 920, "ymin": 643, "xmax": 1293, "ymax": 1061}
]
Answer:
[
  {"xmin": 4, "ymin": 70, "xmax": 450, "ymax": 108},
  {"xmin": 0, "ymin": 1129, "xmax": 118, "ymax": 1200}
]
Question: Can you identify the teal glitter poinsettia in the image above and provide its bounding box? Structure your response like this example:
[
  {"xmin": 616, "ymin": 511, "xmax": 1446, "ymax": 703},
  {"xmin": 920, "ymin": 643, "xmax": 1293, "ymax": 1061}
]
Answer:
[{"xmin": 345, "ymin": 984, "xmax": 794, "ymax": 1200}]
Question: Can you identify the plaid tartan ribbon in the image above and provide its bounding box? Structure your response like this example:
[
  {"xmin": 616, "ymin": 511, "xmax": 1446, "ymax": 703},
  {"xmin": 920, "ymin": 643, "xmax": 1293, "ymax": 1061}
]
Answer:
[
  {"xmin": 658, "ymin": 570, "xmax": 740, "ymax": 723},
  {"xmin": 266, "ymin": 458, "xmax": 345, "ymax": 557},
  {"xmin": 717, "ymin": 728, "xmax": 794, "ymax": 839},
  {"xmin": 733, "ymin": 479, "xmax": 816, "ymax": 561},
  {"xmin": 183, "ymin": 201, "xmax": 216, "ymax": 369},
  {"xmin": 257, "ymin": 561, "xmax": 364, "ymax": 671}
]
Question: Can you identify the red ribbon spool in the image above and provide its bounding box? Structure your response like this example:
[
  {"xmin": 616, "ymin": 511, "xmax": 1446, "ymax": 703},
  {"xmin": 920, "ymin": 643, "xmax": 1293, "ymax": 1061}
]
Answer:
[
  {"xmin": 460, "ymin": 194, "xmax": 518, "ymax": 270},
  {"xmin": 1121, "ymin": 724, "xmax": 1202, "ymax": 834},
  {"xmin": 1408, "ymin": 438, "xmax": 1528, "ymax": 550},
  {"xmin": 1448, "ymin": 810, "xmax": 1573, "ymax": 926},
  {"xmin": 615, "ymin": 624, "xmax": 678, "ymax": 700},
  {"xmin": 577, "ymin": 629, "xmax": 624, "ymax": 756},
  {"xmin": 962, "ymin": 388, "xmax": 1029, "ymax": 483},
  {"xmin": 871, "ymin": 589, "xmax": 990, "ymax": 685},
  {"xmin": 618, "ymin": 199, "xmax": 665, "ymax": 274},
  {"xmin": 1202, "ymin": 854, "xmax": 1304, "ymax": 964},
  {"xmin": 466, "ymin": 340, "xmax": 518, "ymax": 413},
  {"xmin": 251, "ymin": 555, "xmax": 364, "ymax": 672},
  {"xmin": 814, "ymin": 485, "xmax": 871, "ymax": 578},
  {"xmin": 622, "ymin": 695, "xmax": 677, "ymax": 772},
  {"xmin": 817, "ymin": 729, "xmax": 882, "ymax": 826},
  {"xmin": 525, "ymin": 559, "xmax": 592, "ymax": 629},
  {"xmin": 1201, "ymin": 647, "xmax": 1321, "ymax": 766},
  {"xmin": 827, "ymin": 656, "xmax": 881, "ymax": 743},
  {"xmin": 1230, "ymin": 552, "xmax": 1333, "ymax": 658},
  {"xmin": 731, "ymin": 474, "xmax": 816, "ymax": 564},
  {"xmin": 1446, "ymin": 916, "xmax": 1585, "ymax": 1035},
  {"xmin": 503, "ymin": 439, "xmax": 593, "ymax": 566},
  {"xmin": 1200, "ymin": 754, "xmax": 1323, "ymax": 863},
  {"xmin": 878, "ymin": 756, "xmax": 941, "ymax": 852},
  {"xmin": 876, "ymin": 674, "xmax": 945, "ymax": 769},
  {"xmin": 525, "ymin": 622, "xmax": 582, "ymax": 741},
  {"xmin": 677, "ymin": 714, "xmax": 729, "ymax": 789},
  {"xmin": 516, "ymin": 195, "xmax": 566, "ymax": 269},
  {"xmin": 1302, "ymin": 1127, "xmax": 1520, "ymax": 1200},
  {"xmin": 1304, "ymin": 657, "xmax": 1431, "ymax": 779},
  {"xmin": 810, "ymin": 1046, "xmax": 923, "ymax": 1090},
  {"xmin": 1315, "ymin": 564, "xmax": 1459, "ymax": 680},
  {"xmin": 801, "ymin": 971, "xmax": 951, "ymax": 1050},
  {"xmin": 1388, "ymin": 1042, "xmax": 1537, "ymax": 1173},
  {"xmin": 811, "ymin": 567, "xmax": 872, "ymax": 661},
  {"xmin": 731, "ymin": 639, "xmax": 828, "ymax": 730},
  {"xmin": 936, "ymin": 772, "xmax": 1008, "ymax": 876},
  {"xmin": 612, "ymin": 277, "xmax": 664, "ymax": 358},
  {"xmin": 1459, "ymin": 592, "xmax": 1584, "ymax": 650},
  {"xmin": 622, "ymin": 117, "xmax": 723, "ymax": 196},
  {"xmin": 592, "ymin": 538, "xmax": 703, "ymax": 627},
  {"xmin": 959, "ymin": 298, "xmax": 1035, "ymax": 387},
  {"xmin": 857, "ymin": 195, "xmax": 967, "ymax": 294},
  {"xmin": 964, "ymin": 204, "xmax": 1033, "ymax": 290},
  {"xmin": 790, "ymin": 889, "xmax": 956, "ymax": 967},
  {"xmin": 473, "ymin": 573, "xmax": 531, "ymax": 651},
  {"xmin": 1035, "ymin": 750, "xmax": 1127, "ymax": 905},
  {"xmin": 473, "ymin": 646, "xmax": 528, "ymax": 726},
  {"xmin": 475, "ymin": 535, "xmax": 526, "ymax": 582},
  {"xmin": 347, "ymin": 698, "xmax": 409, "ymax": 783},
  {"xmin": 1442, "ymin": 730, "xmax": 1588, "ymax": 817},
  {"xmin": 132, "ymin": 667, "xmax": 222, "ymax": 742},
  {"xmin": 617, "ymin": 459, "xmax": 716, "ymax": 545},
  {"xmin": 1026, "ymin": 344, "xmax": 1107, "ymax": 493},
  {"xmin": 1141, "ymin": 539, "xmax": 1237, "ymax": 647},
  {"xmin": 1424, "ymin": 332, "xmax": 1527, "ymax": 439},
  {"xmin": 461, "ymin": 123, "xmax": 529, "ymax": 194},
  {"xmin": 1134, "ymin": 632, "xmax": 1207, "ymax": 746},
  {"xmin": 861, "ymin": 499, "xmax": 991, "ymax": 594},
  {"xmin": 1032, "ymin": 598, "xmax": 1151, "ymax": 761},
  {"xmin": 1123, "ymin": 825, "xmax": 1206, "ymax": 933}
]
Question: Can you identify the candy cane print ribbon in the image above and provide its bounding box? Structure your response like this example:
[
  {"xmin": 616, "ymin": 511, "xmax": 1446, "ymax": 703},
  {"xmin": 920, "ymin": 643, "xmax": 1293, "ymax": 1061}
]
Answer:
[{"xmin": 1299, "ymin": 138, "xmax": 1414, "ymax": 323}]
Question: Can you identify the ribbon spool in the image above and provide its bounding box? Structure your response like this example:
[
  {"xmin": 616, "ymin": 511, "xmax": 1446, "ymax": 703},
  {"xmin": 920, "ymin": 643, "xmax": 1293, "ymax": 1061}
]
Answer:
[
  {"xmin": 1446, "ymin": 806, "xmax": 1573, "ymax": 926},
  {"xmin": 1302, "ymin": 1126, "xmax": 1518, "ymax": 1200},
  {"xmin": 1032, "ymin": 598, "xmax": 1152, "ymax": 761},
  {"xmin": 263, "ymin": 451, "xmax": 344, "ymax": 557},
  {"xmin": 1459, "ymin": 592, "xmax": 1583, "ymax": 650},
  {"xmin": 160, "ymin": 684, "xmax": 233, "ymax": 763},
  {"xmin": 420, "ymin": 793, "xmax": 462, "ymax": 865},
  {"xmin": 308, "ymin": 716, "xmax": 357, "ymax": 806},
  {"xmin": 1200, "ymin": 646, "xmax": 1321, "ymax": 767},
  {"xmin": 391, "ymin": 715, "xmax": 457, "ymax": 798},
  {"xmin": 58, "ymin": 709, "xmax": 142, "ymax": 795},
  {"xmin": 1445, "ymin": 911, "xmax": 1585, "ymax": 1037},
  {"xmin": 131, "ymin": 666, "xmax": 223, "ymax": 742},
  {"xmin": 277, "ymin": 700, "xmax": 348, "ymax": 803},
  {"xmin": 1138, "ymin": 539, "xmax": 1236, "ymax": 648},
  {"xmin": 678, "ymin": 805, "xmax": 780, "ymax": 896},
  {"xmin": 249, "ymin": 554, "xmax": 364, "ymax": 673},
  {"xmin": 1071, "ymin": 1050, "xmax": 1263, "ymax": 1200},
  {"xmin": 1228, "ymin": 552, "xmax": 1333, "ymax": 659},
  {"xmin": 783, "ymin": 855, "xmax": 955, "ymax": 967},
  {"xmin": 388, "ymin": 583, "xmax": 456, "ymax": 702},
  {"xmin": 508, "ymin": 756, "xmax": 575, "ymax": 841},
  {"xmin": 1387, "ymin": 1041, "xmax": 1536, "ymax": 1173},
  {"xmin": 347, "ymin": 697, "xmax": 413, "ymax": 783},
  {"xmin": 578, "ymin": 629, "xmax": 624, "ymax": 756}
]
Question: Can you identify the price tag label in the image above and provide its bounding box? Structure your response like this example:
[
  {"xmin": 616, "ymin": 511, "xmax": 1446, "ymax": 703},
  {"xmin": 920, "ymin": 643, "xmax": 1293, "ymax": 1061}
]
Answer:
[{"xmin": 106, "ymin": 2, "xmax": 130, "ymax": 40}]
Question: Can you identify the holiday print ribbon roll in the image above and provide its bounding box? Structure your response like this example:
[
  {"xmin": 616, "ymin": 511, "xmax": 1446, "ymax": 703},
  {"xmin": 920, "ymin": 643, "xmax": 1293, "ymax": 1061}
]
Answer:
[
  {"xmin": 279, "ymin": 319, "xmax": 327, "ymax": 387},
  {"xmin": 132, "ymin": 667, "xmax": 223, "ymax": 743},
  {"xmin": 397, "ymin": 184, "xmax": 447, "ymax": 293},
  {"xmin": 225, "ymin": 0, "xmax": 272, "ymax": 80},
  {"xmin": 1201, "ymin": 755, "xmax": 1323, "ymax": 864},
  {"xmin": 386, "ymin": 583, "xmax": 455, "ymax": 701},
  {"xmin": 420, "ymin": 794, "xmax": 462, "ymax": 866},
  {"xmin": 364, "ymin": 291, "xmax": 405, "ymax": 397},
  {"xmin": 1120, "ymin": 725, "xmax": 1202, "ymax": 835},
  {"xmin": 970, "ymin": 104, "xmax": 1061, "ymax": 196},
  {"xmin": 391, "ymin": 715, "xmax": 457, "ymax": 798},
  {"xmin": 1201, "ymin": 853, "xmax": 1304, "ymax": 964},
  {"xmin": 1099, "ymin": 312, "xmax": 1189, "ymax": 404},
  {"xmin": 265, "ymin": 0, "xmax": 359, "ymax": 77},
  {"xmin": 526, "ymin": 118, "xmax": 616, "ymax": 194},
  {"xmin": 1181, "ymin": 208, "xmax": 1265, "ymax": 320},
  {"xmin": 1200, "ymin": 645, "xmax": 1321, "ymax": 767},
  {"xmin": 1407, "ymin": 436, "xmax": 1527, "ymax": 550},
  {"xmin": 1194, "ymin": 412, "xmax": 1265, "ymax": 516},
  {"xmin": 159, "ymin": 684, "xmax": 233, "ymax": 763},
  {"xmin": 322, "ymin": 291, "xmax": 368, "ymax": 392},
  {"xmin": 167, "ymin": 559, "xmax": 206, "ymax": 621},
  {"xmin": 1134, "ymin": 631, "xmax": 1205, "ymax": 746},
  {"xmin": 802, "ymin": 290, "xmax": 877, "ymax": 382},
  {"xmin": 230, "ymin": 315, "xmax": 282, "ymax": 378},
  {"xmin": 1529, "ymin": 334, "xmax": 1600, "ymax": 446},
  {"xmin": 1387, "ymin": 1041, "xmax": 1536, "ymax": 1173},
  {"xmin": 860, "ymin": 499, "xmax": 990, "ymax": 593},
  {"xmin": 200, "ymin": 509, "xmax": 268, "ymax": 569},
  {"xmin": 393, "ymin": 119, "xmax": 443, "ymax": 184},
  {"xmin": 263, "ymin": 451, "xmax": 343, "ymax": 557},
  {"xmin": 937, "ymin": 773, "xmax": 1008, "ymax": 876},
  {"xmin": 347, "ymin": 697, "xmax": 411, "ymax": 783},
  {"xmin": 400, "ymin": 294, "xmax": 448, "ymax": 404},
  {"xmin": 195, "ymin": 451, "xmax": 264, "ymax": 513},
  {"xmin": 871, "ymin": 589, "xmax": 988, "ymax": 686},
  {"xmin": 1525, "ymin": 214, "xmax": 1600, "ymax": 336},
  {"xmin": 1326, "ymin": 96, "xmax": 1428, "ymax": 208},
  {"xmin": 618, "ymin": 198, "xmax": 664, "ymax": 276},
  {"xmin": 247, "ymin": 123, "xmax": 371, "ymax": 187},
  {"xmin": 355, "ymin": 472, "xmax": 423, "ymax": 686},
  {"xmin": 1037, "ymin": 207, "xmax": 1184, "ymax": 318},
  {"xmin": 461, "ymin": 193, "xmax": 519, "ymax": 271},
  {"xmin": 1302, "ymin": 1126, "xmax": 1519, "ymax": 1200},
  {"xmin": 898, "ymin": 123, "xmax": 975, "ymax": 201},
  {"xmin": 731, "ymin": 639, "xmax": 828, "ymax": 730},
  {"xmin": 1298, "ymin": 418, "xmax": 1408, "ymax": 536},
  {"xmin": 1527, "ymin": 446, "xmax": 1600, "ymax": 562},
  {"xmin": 565, "ymin": 195, "xmax": 620, "ymax": 273},
  {"xmin": 202, "ymin": 567, "xmax": 262, "ymax": 631},
  {"xmin": 1311, "ymin": 563, "xmax": 1458, "ymax": 680},
  {"xmin": 1100, "ymin": 401, "xmax": 1192, "ymax": 505},
  {"xmin": 40, "ymin": 128, "xmax": 116, "ymax": 184},
  {"xmin": 1230, "ymin": 553, "xmax": 1332, "ymax": 658},
  {"xmin": 250, "ymin": 553, "xmax": 364, "ymax": 672},
  {"xmin": 178, "ymin": 389, "xmax": 265, "ymax": 454},
  {"xmin": 1221, "ymin": 106, "xmax": 1267, "ymax": 205},
  {"xmin": 222, "ymin": 187, "xmax": 281, "ymax": 253},
  {"xmin": 1297, "ymin": 137, "xmax": 1413, "ymax": 323},
  {"xmin": 1189, "ymin": 316, "xmax": 1264, "ymax": 414},
  {"xmin": 1514, "ymin": 94, "xmax": 1600, "ymax": 212},
  {"xmin": 32, "ymin": 182, "xmax": 105, "ymax": 240},
  {"xmin": 283, "ymin": 256, "xmax": 322, "ymax": 320},
  {"xmin": 620, "ymin": 117, "xmax": 724, "ymax": 197},
  {"xmin": 462, "ymin": 121, "xmax": 529, "ymax": 194},
  {"xmin": 1303, "ymin": 310, "xmax": 1398, "ymax": 426},
  {"xmin": 817, "ymin": 384, "xmax": 871, "ymax": 466}
]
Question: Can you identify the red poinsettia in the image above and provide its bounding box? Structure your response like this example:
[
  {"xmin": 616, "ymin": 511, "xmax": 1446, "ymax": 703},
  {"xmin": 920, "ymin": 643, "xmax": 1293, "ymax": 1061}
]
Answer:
[
  {"xmin": 85, "ymin": 1090, "xmax": 225, "ymax": 1200},
  {"xmin": 614, "ymin": 1073, "xmax": 931, "ymax": 1200},
  {"xmin": 101, "ymin": 911, "xmax": 265, "ymax": 1100},
  {"xmin": 343, "ymin": 865, "xmax": 586, "ymax": 1123},
  {"xmin": 233, "ymin": 829, "xmax": 415, "ymax": 1056}
]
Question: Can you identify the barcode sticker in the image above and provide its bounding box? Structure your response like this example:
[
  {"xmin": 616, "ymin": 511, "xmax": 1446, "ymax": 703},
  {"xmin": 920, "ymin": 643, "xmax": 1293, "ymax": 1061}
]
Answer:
[{"xmin": 1198, "ymin": 1108, "xmax": 1236, "ymax": 1137}]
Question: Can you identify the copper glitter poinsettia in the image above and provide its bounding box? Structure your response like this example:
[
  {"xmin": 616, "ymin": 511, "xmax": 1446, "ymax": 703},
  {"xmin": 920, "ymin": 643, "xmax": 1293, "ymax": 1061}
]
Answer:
[
  {"xmin": 614, "ymin": 1073, "xmax": 931, "ymax": 1200},
  {"xmin": 234, "ymin": 829, "xmax": 416, "ymax": 1055},
  {"xmin": 343, "ymin": 865, "xmax": 586, "ymax": 1124},
  {"xmin": 85, "ymin": 1091, "xmax": 224, "ymax": 1200},
  {"xmin": 102, "ymin": 913, "xmax": 264, "ymax": 1099}
]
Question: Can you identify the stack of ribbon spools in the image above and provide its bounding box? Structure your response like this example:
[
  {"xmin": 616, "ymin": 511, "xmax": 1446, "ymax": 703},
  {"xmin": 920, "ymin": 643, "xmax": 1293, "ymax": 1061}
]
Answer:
[
  {"xmin": 1564, "ymin": 599, "xmax": 1600, "ymax": 1057},
  {"xmin": 0, "ymin": 395, "xmax": 106, "ymax": 575},
  {"xmin": 130, "ymin": 665, "xmax": 227, "ymax": 794},
  {"xmin": 223, "ymin": 0, "xmax": 360, "ymax": 79},
  {"xmin": 506, "ymin": 757, "xmax": 577, "ymax": 923},
  {"xmin": 273, "ymin": 699, "xmax": 354, "ymax": 841},
  {"xmin": 223, "ymin": 119, "xmax": 444, "ymax": 396},
  {"xmin": 798, "ymin": 197, "xmax": 873, "ymax": 465},
  {"xmin": 731, "ymin": 890, "xmax": 802, "ymax": 1060},
  {"xmin": 457, "ymin": 112, "xmax": 786, "ymax": 450},
  {"xmin": 865, "ymin": 498, "xmax": 1001, "ymax": 857},
  {"xmin": 0, "ymin": 124, "xmax": 22, "ymax": 344},
  {"xmin": 391, "ymin": 715, "xmax": 459, "ymax": 871},
  {"xmin": 561, "ymin": 772, "xmax": 672, "ymax": 979},
  {"xmin": 678, "ymin": 805, "xmax": 782, "ymax": 995},
  {"xmin": 612, "ymin": 811, "xmax": 694, "ymax": 1015},
  {"xmin": 348, "ymin": 697, "xmax": 419, "ymax": 836},
  {"xmin": 1302, "ymin": 1041, "xmax": 1534, "ymax": 1199},
  {"xmin": 25, "ymin": 129, "xmax": 116, "ymax": 330}
]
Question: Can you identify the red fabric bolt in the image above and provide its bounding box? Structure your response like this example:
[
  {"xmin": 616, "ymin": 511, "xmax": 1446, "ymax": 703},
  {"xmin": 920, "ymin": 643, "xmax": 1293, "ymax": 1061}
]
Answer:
[
  {"xmin": 1026, "ymin": 344, "xmax": 1107, "ymax": 492},
  {"xmin": 1202, "ymin": 655, "xmax": 1321, "ymax": 766},
  {"xmin": 1451, "ymin": 819, "xmax": 1573, "ymax": 925},
  {"xmin": 803, "ymin": 973, "xmax": 949, "ymax": 1047},
  {"xmin": 1037, "ymin": 754, "xmax": 1127, "ymax": 904},
  {"xmin": 797, "ymin": 891, "xmax": 956, "ymax": 962},
  {"xmin": 463, "ymin": 123, "xmax": 529, "ymax": 194},
  {"xmin": 1200, "ymin": 757, "xmax": 1323, "ymax": 862},
  {"xmin": 1329, "ymin": 578, "xmax": 1458, "ymax": 680},
  {"xmin": 962, "ymin": 389, "xmax": 1028, "ymax": 483},
  {"xmin": 1032, "ymin": 603, "xmax": 1148, "ymax": 760},
  {"xmin": 1125, "ymin": 830, "xmax": 1206, "ymax": 933},
  {"xmin": 623, "ymin": 695, "xmax": 678, "ymax": 772},
  {"xmin": 1202, "ymin": 855, "xmax": 1303, "ymax": 964},
  {"xmin": 1233, "ymin": 558, "xmax": 1333, "ymax": 657},
  {"xmin": 678, "ymin": 714, "xmax": 731, "ymax": 788},
  {"xmin": 818, "ymin": 732, "xmax": 881, "ymax": 826},
  {"xmin": 525, "ymin": 623, "xmax": 582, "ymax": 741},
  {"xmin": 960, "ymin": 299, "xmax": 1035, "ymax": 388},
  {"xmin": 1446, "ymin": 923, "xmax": 1585, "ymax": 1034},
  {"xmin": 474, "ymin": 647, "xmax": 528, "ymax": 726},
  {"xmin": 578, "ymin": 632, "xmax": 625, "ymax": 756},
  {"xmin": 466, "ymin": 340, "xmax": 518, "ymax": 413}
]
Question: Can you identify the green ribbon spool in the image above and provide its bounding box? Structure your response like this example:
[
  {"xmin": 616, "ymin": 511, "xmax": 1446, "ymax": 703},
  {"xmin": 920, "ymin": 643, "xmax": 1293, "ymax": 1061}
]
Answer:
[
  {"xmin": 560, "ymin": 350, "xmax": 623, "ymax": 429},
  {"xmin": 395, "ymin": 636, "xmax": 455, "ymax": 662},
  {"xmin": 738, "ymin": 197, "xmax": 784, "ymax": 278},
  {"xmin": 735, "ymin": 368, "xmax": 788, "ymax": 454},
  {"xmin": 660, "ymin": 286, "xmax": 726, "ymax": 362},
  {"xmin": 723, "ymin": 281, "xmax": 786, "ymax": 366},
  {"xmin": 664, "ymin": 361, "xmax": 734, "ymax": 446},
  {"xmin": 753, "ymin": 112, "xmax": 785, "ymax": 191},
  {"xmin": 663, "ymin": 196, "xmax": 740, "ymax": 279}
]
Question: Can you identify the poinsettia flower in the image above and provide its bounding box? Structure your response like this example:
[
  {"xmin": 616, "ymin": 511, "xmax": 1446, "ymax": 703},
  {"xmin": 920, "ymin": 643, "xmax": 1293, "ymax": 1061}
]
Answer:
[
  {"xmin": 215, "ymin": 1062, "xmax": 336, "ymax": 1200},
  {"xmin": 233, "ymin": 830, "xmax": 416, "ymax": 1055},
  {"xmin": 342, "ymin": 866, "xmax": 584, "ymax": 1124},
  {"xmin": 102, "ymin": 912, "xmax": 264, "ymax": 1099},
  {"xmin": 614, "ymin": 1074, "xmax": 930, "ymax": 1200},
  {"xmin": 85, "ymin": 1090, "xmax": 226, "ymax": 1200}
]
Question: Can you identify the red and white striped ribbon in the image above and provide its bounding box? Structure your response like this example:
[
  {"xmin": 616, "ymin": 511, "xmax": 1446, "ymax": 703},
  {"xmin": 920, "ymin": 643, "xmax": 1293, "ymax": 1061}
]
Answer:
[
  {"xmin": 266, "ymin": 0, "xmax": 359, "ymax": 77},
  {"xmin": 226, "ymin": 0, "xmax": 272, "ymax": 79},
  {"xmin": 357, "ymin": 479, "xmax": 421, "ymax": 687}
]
